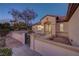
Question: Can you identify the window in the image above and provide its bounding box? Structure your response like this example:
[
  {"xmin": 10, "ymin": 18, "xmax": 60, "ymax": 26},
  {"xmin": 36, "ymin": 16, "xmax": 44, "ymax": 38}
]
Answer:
[
  {"xmin": 60, "ymin": 23, "xmax": 64, "ymax": 32},
  {"xmin": 44, "ymin": 23, "xmax": 52, "ymax": 34},
  {"xmin": 37, "ymin": 25, "xmax": 44, "ymax": 30}
]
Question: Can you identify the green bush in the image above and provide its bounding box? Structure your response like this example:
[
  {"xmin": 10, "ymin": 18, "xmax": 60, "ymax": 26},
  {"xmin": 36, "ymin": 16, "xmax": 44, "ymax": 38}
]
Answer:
[
  {"xmin": 0, "ymin": 48, "xmax": 12, "ymax": 56},
  {"xmin": 0, "ymin": 22, "xmax": 10, "ymax": 37}
]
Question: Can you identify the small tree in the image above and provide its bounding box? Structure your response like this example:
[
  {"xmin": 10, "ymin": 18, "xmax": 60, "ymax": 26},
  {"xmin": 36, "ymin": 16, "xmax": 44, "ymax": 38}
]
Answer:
[
  {"xmin": 9, "ymin": 9, "xmax": 37, "ymax": 31},
  {"xmin": 20, "ymin": 9, "xmax": 37, "ymax": 26},
  {"xmin": 8, "ymin": 9, "xmax": 20, "ymax": 21},
  {"xmin": 13, "ymin": 23, "xmax": 19, "ymax": 30},
  {"xmin": 18, "ymin": 22, "xmax": 27, "ymax": 30}
]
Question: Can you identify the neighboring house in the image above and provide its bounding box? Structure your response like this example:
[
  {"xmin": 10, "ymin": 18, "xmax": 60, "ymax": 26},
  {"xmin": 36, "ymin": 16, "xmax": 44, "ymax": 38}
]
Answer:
[
  {"xmin": 30, "ymin": 3, "xmax": 79, "ymax": 56},
  {"xmin": 57, "ymin": 3, "xmax": 79, "ymax": 46},
  {"xmin": 32, "ymin": 15, "xmax": 66, "ymax": 37},
  {"xmin": 32, "ymin": 3, "xmax": 79, "ymax": 47},
  {"xmin": 32, "ymin": 22, "xmax": 42, "ymax": 33},
  {"xmin": 56, "ymin": 16, "xmax": 68, "ymax": 37},
  {"xmin": 32, "ymin": 15, "xmax": 56, "ymax": 36}
]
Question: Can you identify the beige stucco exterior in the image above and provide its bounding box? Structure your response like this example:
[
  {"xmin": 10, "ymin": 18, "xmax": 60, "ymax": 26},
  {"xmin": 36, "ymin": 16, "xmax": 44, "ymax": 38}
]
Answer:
[
  {"xmin": 32, "ymin": 5, "xmax": 79, "ymax": 47},
  {"xmin": 30, "ymin": 33, "xmax": 79, "ymax": 56},
  {"xmin": 56, "ymin": 22, "xmax": 69, "ymax": 37},
  {"xmin": 41, "ymin": 16, "xmax": 56, "ymax": 36},
  {"xmin": 32, "ymin": 25, "xmax": 38, "ymax": 32},
  {"xmin": 32, "ymin": 15, "xmax": 69, "ymax": 37},
  {"xmin": 30, "ymin": 4, "xmax": 79, "ymax": 56},
  {"xmin": 32, "ymin": 15, "xmax": 56, "ymax": 36},
  {"xmin": 56, "ymin": 6, "xmax": 79, "ymax": 47},
  {"xmin": 68, "ymin": 6, "xmax": 79, "ymax": 46}
]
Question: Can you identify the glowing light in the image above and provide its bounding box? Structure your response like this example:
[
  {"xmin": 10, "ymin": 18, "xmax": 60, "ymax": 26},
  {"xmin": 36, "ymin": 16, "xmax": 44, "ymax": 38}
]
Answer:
[
  {"xmin": 37, "ymin": 25, "xmax": 44, "ymax": 30},
  {"xmin": 60, "ymin": 23, "xmax": 64, "ymax": 32}
]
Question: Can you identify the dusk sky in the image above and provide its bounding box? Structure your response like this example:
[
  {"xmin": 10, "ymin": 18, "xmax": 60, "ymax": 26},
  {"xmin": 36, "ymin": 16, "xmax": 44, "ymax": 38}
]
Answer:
[{"xmin": 0, "ymin": 3, "xmax": 68, "ymax": 23}]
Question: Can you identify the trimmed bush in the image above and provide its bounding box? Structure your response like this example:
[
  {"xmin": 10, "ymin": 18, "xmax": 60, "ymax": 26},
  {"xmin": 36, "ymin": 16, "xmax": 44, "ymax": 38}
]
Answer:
[{"xmin": 0, "ymin": 48, "xmax": 12, "ymax": 56}]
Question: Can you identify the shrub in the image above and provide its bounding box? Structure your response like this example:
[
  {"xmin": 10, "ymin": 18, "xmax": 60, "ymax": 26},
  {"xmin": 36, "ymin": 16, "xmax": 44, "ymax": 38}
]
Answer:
[
  {"xmin": 0, "ymin": 22, "xmax": 10, "ymax": 36},
  {"xmin": 0, "ymin": 48, "xmax": 12, "ymax": 56}
]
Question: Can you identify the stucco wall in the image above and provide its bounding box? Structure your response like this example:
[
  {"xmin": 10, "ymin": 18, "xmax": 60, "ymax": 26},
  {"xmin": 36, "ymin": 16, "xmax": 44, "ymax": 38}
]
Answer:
[
  {"xmin": 30, "ymin": 33, "xmax": 79, "ymax": 56},
  {"xmin": 34, "ymin": 40, "xmax": 79, "ymax": 56},
  {"xmin": 11, "ymin": 31, "xmax": 25, "ymax": 44},
  {"xmin": 56, "ymin": 22, "xmax": 69, "ymax": 37},
  {"xmin": 32, "ymin": 25, "xmax": 38, "ymax": 32},
  {"xmin": 69, "ymin": 6, "xmax": 79, "ymax": 46}
]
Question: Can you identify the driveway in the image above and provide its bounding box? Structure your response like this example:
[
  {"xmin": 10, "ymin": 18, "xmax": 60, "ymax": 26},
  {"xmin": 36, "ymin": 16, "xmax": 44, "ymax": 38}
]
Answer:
[
  {"xmin": 12, "ymin": 45, "xmax": 41, "ymax": 56},
  {"xmin": 5, "ymin": 32, "xmax": 41, "ymax": 56},
  {"xmin": 5, "ymin": 36, "xmax": 24, "ymax": 48}
]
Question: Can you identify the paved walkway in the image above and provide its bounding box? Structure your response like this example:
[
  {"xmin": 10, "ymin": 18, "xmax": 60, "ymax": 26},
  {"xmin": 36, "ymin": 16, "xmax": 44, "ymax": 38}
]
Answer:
[{"xmin": 12, "ymin": 45, "xmax": 41, "ymax": 56}]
